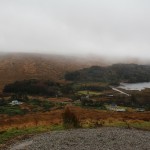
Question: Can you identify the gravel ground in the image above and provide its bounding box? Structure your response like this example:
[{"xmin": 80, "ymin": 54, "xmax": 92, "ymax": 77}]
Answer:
[{"xmin": 5, "ymin": 127, "xmax": 150, "ymax": 150}]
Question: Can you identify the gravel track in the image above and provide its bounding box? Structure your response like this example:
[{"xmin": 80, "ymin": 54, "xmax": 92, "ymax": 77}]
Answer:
[{"xmin": 5, "ymin": 127, "xmax": 150, "ymax": 150}]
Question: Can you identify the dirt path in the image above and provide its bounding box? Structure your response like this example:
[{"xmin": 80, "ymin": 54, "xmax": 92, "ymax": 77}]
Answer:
[{"xmin": 5, "ymin": 127, "xmax": 150, "ymax": 150}]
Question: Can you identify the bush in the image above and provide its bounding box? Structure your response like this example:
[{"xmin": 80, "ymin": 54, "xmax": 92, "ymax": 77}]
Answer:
[
  {"xmin": 42, "ymin": 101, "xmax": 54, "ymax": 111},
  {"xmin": 27, "ymin": 99, "xmax": 54, "ymax": 112},
  {"xmin": 0, "ymin": 105, "xmax": 28, "ymax": 116},
  {"xmin": 62, "ymin": 107, "xmax": 80, "ymax": 128},
  {"xmin": 3, "ymin": 79, "xmax": 59, "ymax": 96}
]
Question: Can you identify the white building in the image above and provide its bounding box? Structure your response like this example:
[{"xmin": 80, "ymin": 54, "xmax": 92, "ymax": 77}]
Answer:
[
  {"xmin": 9, "ymin": 100, "xmax": 23, "ymax": 106},
  {"xmin": 107, "ymin": 105, "xmax": 126, "ymax": 112}
]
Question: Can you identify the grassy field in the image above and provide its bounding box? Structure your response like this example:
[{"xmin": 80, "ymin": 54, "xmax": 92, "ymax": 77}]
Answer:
[
  {"xmin": 1, "ymin": 120, "xmax": 150, "ymax": 147},
  {"xmin": 0, "ymin": 125, "xmax": 64, "ymax": 146},
  {"xmin": 1, "ymin": 120, "xmax": 149, "ymax": 147},
  {"xmin": 77, "ymin": 90, "xmax": 101, "ymax": 96},
  {"xmin": 0, "ymin": 106, "xmax": 150, "ymax": 146}
]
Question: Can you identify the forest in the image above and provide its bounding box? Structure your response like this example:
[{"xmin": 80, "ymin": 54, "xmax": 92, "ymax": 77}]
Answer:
[{"xmin": 65, "ymin": 64, "xmax": 150, "ymax": 84}]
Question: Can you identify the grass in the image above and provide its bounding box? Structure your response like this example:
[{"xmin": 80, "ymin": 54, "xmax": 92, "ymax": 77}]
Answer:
[
  {"xmin": 0, "ymin": 105, "xmax": 27, "ymax": 116},
  {"xmin": 130, "ymin": 121, "xmax": 150, "ymax": 130},
  {"xmin": 0, "ymin": 106, "xmax": 80, "ymax": 145},
  {"xmin": 74, "ymin": 82, "xmax": 109, "ymax": 87},
  {"xmin": 50, "ymin": 125, "xmax": 65, "ymax": 131},
  {"xmin": 104, "ymin": 120, "xmax": 130, "ymax": 128},
  {"xmin": 0, "ymin": 120, "xmax": 149, "ymax": 146},
  {"xmin": 101, "ymin": 120, "xmax": 150, "ymax": 130},
  {"xmin": 81, "ymin": 119, "xmax": 150, "ymax": 130},
  {"xmin": 78, "ymin": 90, "xmax": 101, "ymax": 96},
  {"xmin": 0, "ymin": 125, "xmax": 64, "ymax": 145}
]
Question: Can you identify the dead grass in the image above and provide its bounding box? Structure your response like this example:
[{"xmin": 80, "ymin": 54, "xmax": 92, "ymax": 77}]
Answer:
[{"xmin": 0, "ymin": 106, "xmax": 149, "ymax": 131}]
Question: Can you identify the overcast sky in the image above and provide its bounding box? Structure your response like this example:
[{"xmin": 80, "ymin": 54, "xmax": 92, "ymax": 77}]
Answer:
[{"xmin": 0, "ymin": 0, "xmax": 150, "ymax": 58}]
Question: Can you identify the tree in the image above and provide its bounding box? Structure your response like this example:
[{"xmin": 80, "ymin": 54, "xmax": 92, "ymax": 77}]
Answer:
[{"xmin": 62, "ymin": 107, "xmax": 80, "ymax": 128}]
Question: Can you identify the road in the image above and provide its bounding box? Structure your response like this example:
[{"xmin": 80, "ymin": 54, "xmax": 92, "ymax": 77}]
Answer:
[{"xmin": 112, "ymin": 87, "xmax": 130, "ymax": 96}]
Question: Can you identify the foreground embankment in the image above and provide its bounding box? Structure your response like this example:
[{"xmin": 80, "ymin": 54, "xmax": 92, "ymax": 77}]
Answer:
[{"xmin": 4, "ymin": 127, "xmax": 150, "ymax": 150}]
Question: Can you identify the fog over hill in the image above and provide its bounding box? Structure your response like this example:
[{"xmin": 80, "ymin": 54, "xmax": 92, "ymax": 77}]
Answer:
[
  {"xmin": 0, "ymin": 52, "xmax": 150, "ymax": 92},
  {"xmin": 0, "ymin": 53, "xmax": 105, "ymax": 92}
]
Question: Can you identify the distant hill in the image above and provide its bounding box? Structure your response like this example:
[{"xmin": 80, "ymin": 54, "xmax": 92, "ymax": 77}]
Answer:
[
  {"xmin": 0, "ymin": 53, "xmax": 150, "ymax": 92},
  {"xmin": 65, "ymin": 64, "xmax": 150, "ymax": 84},
  {"xmin": 0, "ymin": 53, "xmax": 106, "ymax": 92}
]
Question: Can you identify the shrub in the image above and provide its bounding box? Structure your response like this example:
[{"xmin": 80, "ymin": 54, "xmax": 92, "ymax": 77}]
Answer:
[
  {"xmin": 0, "ymin": 105, "xmax": 27, "ymax": 116},
  {"xmin": 42, "ymin": 101, "xmax": 54, "ymax": 111},
  {"xmin": 62, "ymin": 107, "xmax": 80, "ymax": 128}
]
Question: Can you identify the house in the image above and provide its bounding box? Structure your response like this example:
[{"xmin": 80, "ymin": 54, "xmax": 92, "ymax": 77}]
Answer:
[
  {"xmin": 136, "ymin": 108, "xmax": 145, "ymax": 112},
  {"xmin": 107, "ymin": 105, "xmax": 126, "ymax": 112},
  {"xmin": 116, "ymin": 108, "xmax": 126, "ymax": 112},
  {"xmin": 9, "ymin": 100, "xmax": 23, "ymax": 106}
]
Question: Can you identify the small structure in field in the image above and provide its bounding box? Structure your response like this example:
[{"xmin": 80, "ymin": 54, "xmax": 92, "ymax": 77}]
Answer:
[
  {"xmin": 136, "ymin": 108, "xmax": 145, "ymax": 112},
  {"xmin": 9, "ymin": 100, "xmax": 23, "ymax": 106},
  {"xmin": 116, "ymin": 108, "xmax": 126, "ymax": 112},
  {"xmin": 107, "ymin": 105, "xmax": 126, "ymax": 112}
]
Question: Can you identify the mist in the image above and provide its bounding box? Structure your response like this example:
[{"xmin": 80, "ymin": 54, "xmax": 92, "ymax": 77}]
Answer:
[{"xmin": 0, "ymin": 0, "xmax": 150, "ymax": 60}]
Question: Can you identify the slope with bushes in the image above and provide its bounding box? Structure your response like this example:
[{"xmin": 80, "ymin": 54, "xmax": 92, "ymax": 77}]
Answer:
[{"xmin": 65, "ymin": 64, "xmax": 150, "ymax": 84}]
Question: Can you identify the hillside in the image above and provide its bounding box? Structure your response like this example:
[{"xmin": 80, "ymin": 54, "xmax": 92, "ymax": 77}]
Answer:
[
  {"xmin": 0, "ymin": 53, "xmax": 150, "ymax": 92},
  {"xmin": 0, "ymin": 53, "xmax": 106, "ymax": 92},
  {"xmin": 65, "ymin": 64, "xmax": 150, "ymax": 84}
]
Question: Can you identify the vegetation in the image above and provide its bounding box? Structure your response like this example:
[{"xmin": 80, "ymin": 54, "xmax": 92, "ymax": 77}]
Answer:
[
  {"xmin": 78, "ymin": 91, "xmax": 101, "ymax": 96},
  {"xmin": 107, "ymin": 91, "xmax": 150, "ymax": 110},
  {"xmin": 3, "ymin": 80, "xmax": 61, "ymax": 96},
  {"xmin": 62, "ymin": 107, "xmax": 80, "ymax": 128},
  {"xmin": 65, "ymin": 64, "xmax": 150, "ymax": 84},
  {"xmin": 74, "ymin": 83, "xmax": 110, "ymax": 92},
  {"xmin": 0, "ymin": 105, "xmax": 28, "ymax": 116},
  {"xmin": 0, "ymin": 125, "xmax": 64, "ymax": 145},
  {"xmin": 26, "ymin": 99, "xmax": 54, "ymax": 112},
  {"xmin": 0, "ymin": 64, "xmax": 150, "ymax": 145},
  {"xmin": 0, "ymin": 95, "xmax": 55, "ymax": 115},
  {"xmin": 81, "ymin": 97, "xmax": 106, "ymax": 109},
  {"xmin": 2, "ymin": 79, "xmax": 76, "ymax": 98}
]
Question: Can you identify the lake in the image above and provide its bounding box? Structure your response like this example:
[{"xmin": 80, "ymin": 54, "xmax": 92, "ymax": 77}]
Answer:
[{"xmin": 118, "ymin": 82, "xmax": 150, "ymax": 91}]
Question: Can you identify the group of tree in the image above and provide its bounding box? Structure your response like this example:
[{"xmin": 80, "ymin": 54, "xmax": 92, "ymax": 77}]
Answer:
[
  {"xmin": 3, "ymin": 79, "xmax": 76, "ymax": 97},
  {"xmin": 65, "ymin": 64, "xmax": 150, "ymax": 84},
  {"xmin": 3, "ymin": 79, "xmax": 67, "ymax": 96}
]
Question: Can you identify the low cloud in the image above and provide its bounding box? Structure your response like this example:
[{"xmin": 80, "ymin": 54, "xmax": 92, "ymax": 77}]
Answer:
[{"xmin": 0, "ymin": 0, "xmax": 150, "ymax": 59}]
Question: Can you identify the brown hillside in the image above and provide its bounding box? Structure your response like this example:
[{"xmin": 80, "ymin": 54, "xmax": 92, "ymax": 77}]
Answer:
[{"xmin": 0, "ymin": 53, "xmax": 105, "ymax": 92}]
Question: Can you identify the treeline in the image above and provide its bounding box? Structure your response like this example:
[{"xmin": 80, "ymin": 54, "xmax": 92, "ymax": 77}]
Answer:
[
  {"xmin": 65, "ymin": 64, "xmax": 150, "ymax": 84},
  {"xmin": 3, "ymin": 79, "xmax": 73, "ymax": 96}
]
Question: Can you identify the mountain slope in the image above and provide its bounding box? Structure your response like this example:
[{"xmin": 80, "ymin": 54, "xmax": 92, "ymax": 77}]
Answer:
[{"xmin": 0, "ymin": 53, "xmax": 105, "ymax": 92}]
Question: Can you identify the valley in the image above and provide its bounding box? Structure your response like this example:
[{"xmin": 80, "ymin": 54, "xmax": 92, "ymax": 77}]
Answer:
[{"xmin": 0, "ymin": 54, "xmax": 150, "ymax": 147}]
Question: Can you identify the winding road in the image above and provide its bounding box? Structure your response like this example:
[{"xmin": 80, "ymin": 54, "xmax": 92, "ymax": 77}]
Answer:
[{"xmin": 111, "ymin": 87, "xmax": 130, "ymax": 96}]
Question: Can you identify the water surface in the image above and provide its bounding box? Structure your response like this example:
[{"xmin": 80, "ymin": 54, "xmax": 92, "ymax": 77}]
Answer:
[{"xmin": 118, "ymin": 82, "xmax": 150, "ymax": 91}]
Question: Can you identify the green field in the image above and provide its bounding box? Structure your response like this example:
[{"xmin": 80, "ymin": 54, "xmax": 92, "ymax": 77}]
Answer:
[{"xmin": 77, "ymin": 90, "xmax": 101, "ymax": 96}]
